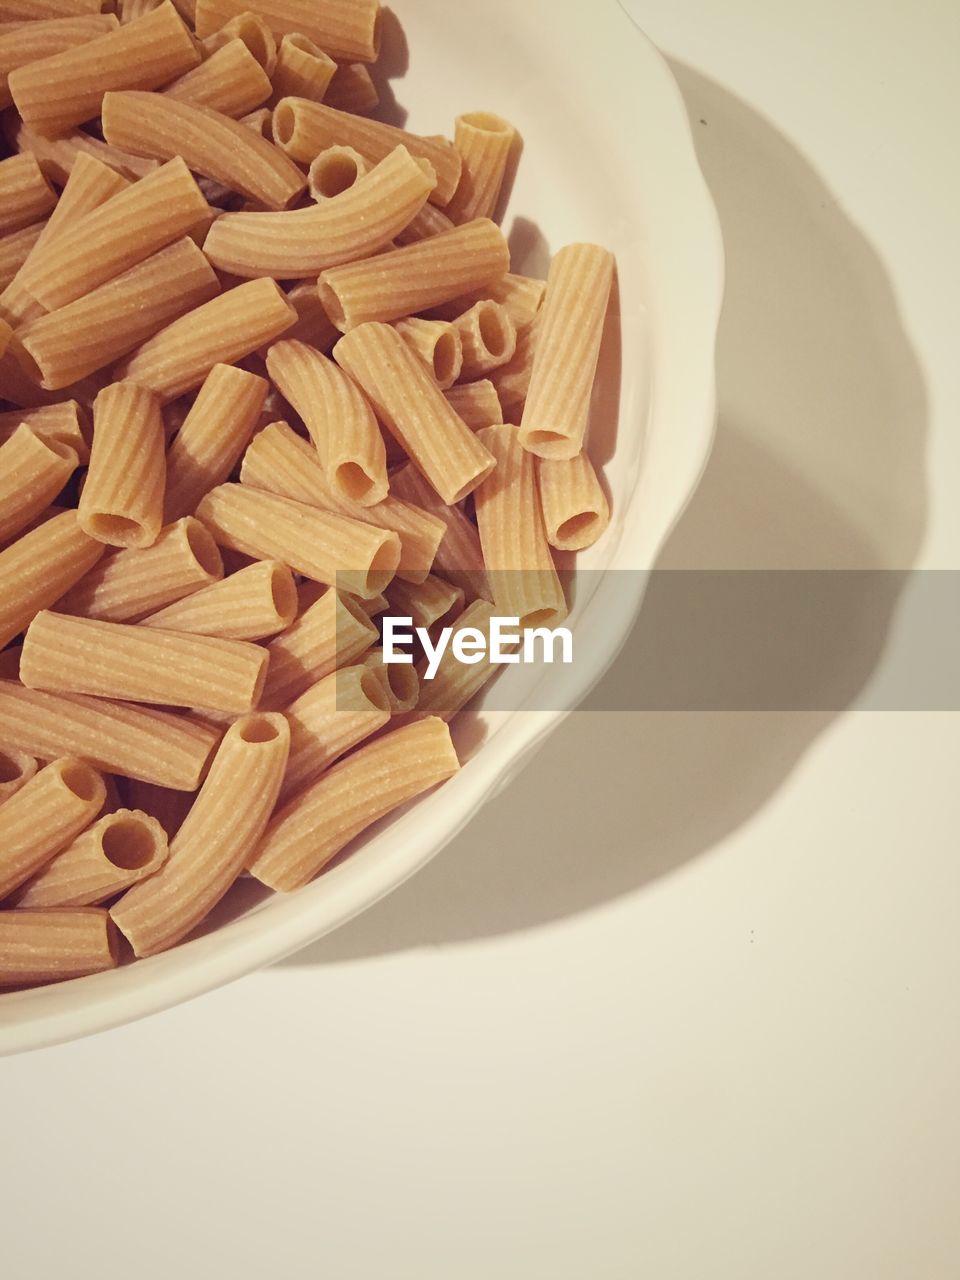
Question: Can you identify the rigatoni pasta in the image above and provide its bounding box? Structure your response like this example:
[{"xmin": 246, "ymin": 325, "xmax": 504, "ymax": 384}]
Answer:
[
  {"xmin": 0, "ymin": 151, "xmax": 55, "ymax": 234},
  {"xmin": 194, "ymin": 0, "xmax": 382, "ymax": 64},
  {"xmin": 307, "ymin": 144, "xmax": 368, "ymax": 200},
  {"xmin": 0, "ymin": 15, "xmax": 118, "ymax": 110},
  {"xmin": 0, "ymin": 423, "xmax": 77, "ymax": 544},
  {"xmin": 140, "ymin": 559, "xmax": 297, "ymax": 639},
  {"xmin": 0, "ymin": 908, "xmax": 119, "ymax": 987},
  {"xmin": 0, "ymin": 747, "xmax": 37, "ymax": 805},
  {"xmin": 0, "ymin": 401, "xmax": 90, "ymax": 460},
  {"xmin": 163, "ymin": 36, "xmax": 271, "ymax": 116},
  {"xmin": 443, "ymin": 379, "xmax": 503, "ymax": 431},
  {"xmin": 324, "ymin": 60, "xmax": 378, "ymax": 114},
  {"xmin": 388, "ymin": 459, "xmax": 491, "ymax": 602},
  {"xmin": 445, "ymin": 111, "xmax": 517, "ymax": 224},
  {"xmin": 452, "ymin": 299, "xmax": 516, "ymax": 379},
  {"xmin": 199, "ymin": 9, "xmax": 276, "ymax": 74},
  {"xmin": 79, "ymin": 382, "xmax": 165, "ymax": 549},
  {"xmin": 358, "ymin": 646, "xmax": 419, "ymax": 715},
  {"xmin": 0, "ymin": 219, "xmax": 44, "ymax": 289},
  {"xmin": 259, "ymin": 585, "xmax": 376, "ymax": 709},
  {"xmin": 537, "ymin": 453, "xmax": 611, "ymax": 552},
  {"xmin": 411, "ymin": 599, "xmax": 501, "ymax": 723},
  {"xmin": 393, "ymin": 317, "xmax": 462, "ymax": 390},
  {"xmin": 0, "ymin": 510, "xmax": 105, "ymax": 648},
  {"xmin": 269, "ymin": 31, "xmax": 334, "ymax": 104}
]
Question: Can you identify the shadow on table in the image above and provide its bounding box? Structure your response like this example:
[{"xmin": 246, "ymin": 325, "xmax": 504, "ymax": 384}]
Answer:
[{"xmin": 278, "ymin": 62, "xmax": 928, "ymax": 965}]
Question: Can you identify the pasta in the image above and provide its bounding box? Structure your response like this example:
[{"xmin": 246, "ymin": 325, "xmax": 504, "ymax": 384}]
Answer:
[
  {"xmin": 259, "ymin": 585, "xmax": 376, "ymax": 709},
  {"xmin": 318, "ymin": 217, "xmax": 510, "ymax": 330},
  {"xmin": 9, "ymin": 2, "xmax": 202, "ymax": 137},
  {"xmin": 359, "ymin": 646, "xmax": 419, "ymax": 715},
  {"xmin": 443, "ymin": 379, "xmax": 503, "ymax": 431},
  {"xmin": 0, "ymin": 424, "xmax": 77, "ymax": 544},
  {"xmin": 258, "ymin": 279, "xmax": 339, "ymax": 355},
  {"xmin": 0, "ymin": 680, "xmax": 220, "ymax": 788},
  {"xmin": 392, "ymin": 317, "xmax": 463, "ymax": 390},
  {"xmin": 200, "ymin": 10, "xmax": 275, "ymax": 75},
  {"xmin": 538, "ymin": 454, "xmax": 611, "ymax": 552},
  {"xmin": 333, "ymin": 322, "xmax": 495, "ymax": 505},
  {"xmin": 323, "ymin": 61, "xmax": 378, "ymax": 115},
  {"xmin": 248, "ymin": 717, "xmax": 459, "ymax": 892},
  {"xmin": 6, "ymin": 114, "xmax": 159, "ymax": 185},
  {"xmin": 518, "ymin": 244, "xmax": 615, "ymax": 459},
  {"xmin": 0, "ymin": 151, "xmax": 55, "ymax": 235},
  {"xmin": 474, "ymin": 424, "xmax": 567, "ymax": 628},
  {"xmin": 57, "ymin": 516, "xmax": 223, "ymax": 622},
  {"xmin": 0, "ymin": 220, "xmax": 44, "ymax": 288},
  {"xmin": 385, "ymin": 573, "xmax": 464, "ymax": 634},
  {"xmin": 394, "ymin": 201, "xmax": 454, "ymax": 248},
  {"xmin": 0, "ymin": 402, "xmax": 90, "ymax": 460},
  {"xmin": 203, "ymin": 145, "xmax": 435, "ymax": 278},
  {"xmin": 489, "ymin": 308, "xmax": 540, "ymax": 420},
  {"xmin": 119, "ymin": 0, "xmax": 167, "ymax": 22},
  {"xmin": 122, "ymin": 778, "xmax": 192, "ymax": 839},
  {"xmin": 0, "ymin": 13, "xmax": 119, "ymax": 109},
  {"xmin": 12, "ymin": 808, "xmax": 168, "ymax": 907},
  {"xmin": 196, "ymin": 482, "xmax": 401, "ymax": 598},
  {"xmin": 0, "ymin": 0, "xmax": 103, "ymax": 18},
  {"xmin": 162, "ymin": 363, "xmax": 267, "ymax": 522},
  {"xmin": 140, "ymin": 558, "xmax": 297, "ymax": 639},
  {"xmin": 21, "ymin": 609, "xmax": 270, "ymax": 714},
  {"xmin": 113, "ymin": 277, "xmax": 296, "ymax": 401},
  {"xmin": 388, "ymin": 460, "xmax": 491, "ymax": 602},
  {"xmin": 265, "ymin": 340, "xmax": 388, "ymax": 506},
  {"xmin": 411, "ymin": 599, "xmax": 500, "ymax": 723},
  {"xmin": 79, "ymin": 382, "xmax": 165, "ymax": 549},
  {"xmin": 445, "ymin": 111, "xmax": 517, "ymax": 224},
  {"xmin": 163, "ymin": 36, "xmax": 271, "ymax": 116},
  {"xmin": 452, "ymin": 299, "xmax": 516, "ymax": 379},
  {"xmin": 307, "ymin": 144, "xmax": 368, "ymax": 200},
  {"xmin": 101, "ymin": 89, "xmax": 306, "ymax": 209},
  {"xmin": 428, "ymin": 271, "xmax": 545, "ymax": 329},
  {"xmin": 111, "ymin": 712, "xmax": 289, "ymax": 956},
  {"xmin": 0, "ymin": 747, "xmax": 37, "ymax": 804},
  {"xmin": 0, "ymin": 510, "xmax": 105, "ymax": 648},
  {"xmin": 0, "ymin": 756, "xmax": 106, "ymax": 901},
  {"xmin": 269, "ymin": 32, "xmax": 334, "ymax": 104},
  {"xmin": 193, "ymin": 0, "xmax": 382, "ymax": 64},
  {"xmin": 0, "ymin": 908, "xmax": 119, "ymax": 986}
]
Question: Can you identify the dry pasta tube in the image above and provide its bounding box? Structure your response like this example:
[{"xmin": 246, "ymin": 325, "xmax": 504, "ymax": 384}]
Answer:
[
  {"xmin": 307, "ymin": 144, "xmax": 368, "ymax": 200},
  {"xmin": 0, "ymin": 424, "xmax": 77, "ymax": 544},
  {"xmin": 0, "ymin": 14, "xmax": 119, "ymax": 110},
  {"xmin": 0, "ymin": 151, "xmax": 55, "ymax": 235},
  {"xmin": 428, "ymin": 272, "xmax": 545, "ymax": 329},
  {"xmin": 272, "ymin": 97, "xmax": 459, "ymax": 206},
  {"xmin": 0, "ymin": 510, "xmax": 105, "ymax": 648},
  {"xmin": 394, "ymin": 202, "xmax": 453, "ymax": 248},
  {"xmin": 453, "ymin": 299, "xmax": 516, "ymax": 379},
  {"xmin": 9, "ymin": 2, "xmax": 201, "ymax": 137},
  {"xmin": 278, "ymin": 662, "xmax": 389, "ymax": 803},
  {"xmin": 538, "ymin": 453, "xmax": 611, "ymax": 552},
  {"xmin": 194, "ymin": 0, "xmax": 382, "ymax": 64},
  {"xmin": 518, "ymin": 244, "xmax": 615, "ymax": 460},
  {"xmin": 21, "ymin": 609, "xmax": 270, "ymax": 715},
  {"xmin": 57, "ymin": 516, "xmax": 223, "ymax": 622},
  {"xmin": 0, "ymin": 756, "xmax": 106, "ymax": 901},
  {"xmin": 334, "ymin": 322, "xmax": 495, "ymax": 505},
  {"xmin": 203, "ymin": 145, "xmax": 435, "ymax": 279},
  {"xmin": 163, "ymin": 362, "xmax": 267, "ymax": 522},
  {"xmin": 319, "ymin": 217, "xmax": 509, "ymax": 330},
  {"xmin": 0, "ymin": 908, "xmax": 119, "ymax": 987},
  {"xmin": 6, "ymin": 114, "xmax": 159, "ymax": 186},
  {"xmin": 18, "ymin": 236, "xmax": 220, "ymax": 390},
  {"xmin": 0, "ymin": 680, "xmax": 220, "ymax": 789},
  {"xmin": 79, "ymin": 382, "xmax": 165, "ymax": 549},
  {"xmin": 392, "ymin": 317, "xmax": 462, "ymax": 390},
  {"xmin": 443, "ymin": 379, "xmax": 503, "ymax": 431},
  {"xmin": 0, "ymin": 0, "xmax": 102, "ymax": 18},
  {"xmin": 489, "ymin": 308, "xmax": 540, "ymax": 421},
  {"xmin": 248, "ymin": 717, "xmax": 459, "ymax": 892},
  {"xmin": 114, "ymin": 277, "xmax": 295, "ymax": 402},
  {"xmin": 0, "ymin": 747, "xmax": 37, "ymax": 804},
  {"xmin": 385, "ymin": 573, "xmax": 463, "ymax": 634},
  {"xmin": 474, "ymin": 424, "xmax": 567, "ymax": 629},
  {"xmin": 163, "ymin": 36, "xmax": 271, "ymax": 116},
  {"xmin": 266, "ymin": 339, "xmax": 387, "ymax": 506},
  {"xmin": 0, "ymin": 220, "xmax": 44, "ymax": 288},
  {"xmin": 259, "ymin": 585, "xmax": 376, "ymax": 709},
  {"xmin": 101, "ymin": 89, "xmax": 306, "ymax": 210},
  {"xmin": 111, "ymin": 712, "xmax": 290, "ymax": 956},
  {"xmin": 445, "ymin": 111, "xmax": 517, "ymax": 224},
  {"xmin": 239, "ymin": 421, "xmax": 444, "ymax": 584},
  {"xmin": 324, "ymin": 61, "xmax": 378, "ymax": 114},
  {"xmin": 140, "ymin": 559, "xmax": 297, "ymax": 640},
  {"xmin": 270, "ymin": 32, "xmax": 334, "ymax": 104},
  {"xmin": 412, "ymin": 599, "xmax": 499, "ymax": 723},
  {"xmin": 358, "ymin": 646, "xmax": 419, "ymax": 714},
  {"xmin": 0, "ymin": 401, "xmax": 90, "ymax": 461},
  {"xmin": 200, "ymin": 10, "xmax": 276, "ymax": 75},
  {"xmin": 13, "ymin": 808, "xmax": 168, "ymax": 907},
  {"xmin": 388, "ymin": 460, "xmax": 491, "ymax": 602},
  {"xmin": 119, "ymin": 0, "xmax": 166, "ymax": 22}
]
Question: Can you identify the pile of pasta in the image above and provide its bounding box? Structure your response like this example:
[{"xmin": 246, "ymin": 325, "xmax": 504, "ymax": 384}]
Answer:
[{"xmin": 0, "ymin": 0, "xmax": 614, "ymax": 989}]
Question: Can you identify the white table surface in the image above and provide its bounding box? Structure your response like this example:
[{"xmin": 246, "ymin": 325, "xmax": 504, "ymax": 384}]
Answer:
[{"xmin": 4, "ymin": 2, "xmax": 959, "ymax": 1276}]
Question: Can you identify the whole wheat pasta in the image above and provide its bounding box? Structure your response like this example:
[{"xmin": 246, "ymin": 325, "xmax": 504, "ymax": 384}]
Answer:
[
  {"xmin": 0, "ymin": 0, "xmax": 101, "ymax": 16},
  {"xmin": 538, "ymin": 453, "xmax": 611, "ymax": 552},
  {"xmin": 319, "ymin": 218, "xmax": 509, "ymax": 330},
  {"xmin": 0, "ymin": 152, "xmax": 56, "ymax": 235},
  {"xmin": 358, "ymin": 645, "xmax": 419, "ymax": 714},
  {"xmin": 262, "ymin": 279, "xmax": 338, "ymax": 354},
  {"xmin": 388, "ymin": 459, "xmax": 491, "ymax": 602},
  {"xmin": 443, "ymin": 379, "xmax": 503, "ymax": 431},
  {"xmin": 101, "ymin": 89, "xmax": 306, "ymax": 209},
  {"xmin": 239, "ymin": 422, "xmax": 445, "ymax": 584},
  {"xmin": 265, "ymin": 340, "xmax": 388, "ymax": 506},
  {"xmin": 323, "ymin": 61, "xmax": 377, "ymax": 115},
  {"xmin": 17, "ymin": 236, "xmax": 220, "ymax": 390},
  {"xmin": 119, "ymin": 0, "xmax": 166, "ymax": 21},
  {"xmin": 411, "ymin": 599, "xmax": 499, "ymax": 722},
  {"xmin": 203, "ymin": 146, "xmax": 435, "ymax": 279},
  {"xmin": 0, "ymin": 425, "xmax": 77, "ymax": 544},
  {"xmin": 394, "ymin": 201, "xmax": 453, "ymax": 247},
  {"xmin": 334, "ymin": 322, "xmax": 495, "ymax": 505},
  {"xmin": 259, "ymin": 585, "xmax": 376, "ymax": 709},
  {"xmin": 489, "ymin": 308, "xmax": 540, "ymax": 420},
  {"xmin": 201, "ymin": 10, "xmax": 276, "ymax": 75},
  {"xmin": 0, "ymin": 13, "xmax": 119, "ymax": 108},
  {"xmin": 122, "ymin": 777, "xmax": 192, "ymax": 838},
  {"xmin": 518, "ymin": 243, "xmax": 615, "ymax": 459},
  {"xmin": 248, "ymin": 716, "xmax": 459, "ymax": 892},
  {"xmin": 13, "ymin": 807, "xmax": 168, "ymax": 907},
  {"xmin": 0, "ymin": 220, "xmax": 45, "ymax": 288},
  {"xmin": 141, "ymin": 559, "xmax": 297, "ymax": 639},
  {"xmin": 7, "ymin": 115, "xmax": 159, "ymax": 185},
  {"xmin": 111, "ymin": 711, "xmax": 289, "ymax": 956},
  {"xmin": 385, "ymin": 573, "xmax": 464, "ymax": 634},
  {"xmin": 79, "ymin": 383, "xmax": 165, "ymax": 549},
  {"xmin": 163, "ymin": 37, "xmax": 271, "ymax": 117},
  {"xmin": 0, "ymin": 402, "xmax": 90, "ymax": 461},
  {"xmin": 0, "ymin": 747, "xmax": 37, "ymax": 804},
  {"xmin": 445, "ymin": 111, "xmax": 517, "ymax": 224},
  {"xmin": 354, "ymin": 589, "xmax": 387, "ymax": 618},
  {"xmin": 428, "ymin": 272, "xmax": 546, "ymax": 329},
  {"xmin": 21, "ymin": 609, "xmax": 270, "ymax": 714},
  {"xmin": 239, "ymin": 105, "xmax": 272, "ymax": 136},
  {"xmin": 270, "ymin": 32, "xmax": 334, "ymax": 105},
  {"xmin": 453, "ymin": 299, "xmax": 516, "ymax": 379},
  {"xmin": 10, "ymin": 2, "xmax": 201, "ymax": 137},
  {"xmin": 113, "ymin": 278, "xmax": 295, "ymax": 402},
  {"xmin": 474, "ymin": 424, "xmax": 566, "ymax": 628},
  {"xmin": 0, "ymin": 908, "xmax": 119, "ymax": 986},
  {"xmin": 393, "ymin": 317, "xmax": 462, "ymax": 391},
  {"xmin": 0, "ymin": 510, "xmax": 104, "ymax": 648},
  {"xmin": 307, "ymin": 144, "xmax": 368, "ymax": 200},
  {"xmin": 0, "ymin": 680, "xmax": 221, "ymax": 788},
  {"xmin": 272, "ymin": 98, "xmax": 459, "ymax": 206},
  {"xmin": 0, "ymin": 756, "xmax": 105, "ymax": 901},
  {"xmin": 278, "ymin": 662, "xmax": 389, "ymax": 802},
  {"xmin": 196, "ymin": 483, "xmax": 401, "ymax": 598},
  {"xmin": 57, "ymin": 516, "xmax": 223, "ymax": 622},
  {"xmin": 162, "ymin": 363, "xmax": 267, "ymax": 522},
  {"xmin": 194, "ymin": 0, "xmax": 382, "ymax": 64}
]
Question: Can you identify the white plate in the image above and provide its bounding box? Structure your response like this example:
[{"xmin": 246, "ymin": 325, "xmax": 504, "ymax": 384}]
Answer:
[{"xmin": 0, "ymin": 0, "xmax": 723, "ymax": 1055}]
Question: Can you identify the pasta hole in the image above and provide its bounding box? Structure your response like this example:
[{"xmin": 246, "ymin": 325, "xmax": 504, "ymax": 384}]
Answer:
[
  {"xmin": 101, "ymin": 818, "xmax": 157, "ymax": 871},
  {"xmin": 269, "ymin": 565, "xmax": 297, "ymax": 621},
  {"xmin": 460, "ymin": 111, "xmax": 514, "ymax": 135},
  {"xmin": 317, "ymin": 281, "xmax": 345, "ymax": 328},
  {"xmin": 0, "ymin": 751, "xmax": 24, "ymax": 783},
  {"xmin": 185, "ymin": 519, "xmax": 223, "ymax": 577},
  {"xmin": 385, "ymin": 662, "xmax": 418, "ymax": 708},
  {"xmin": 242, "ymin": 23, "xmax": 274, "ymax": 69},
  {"xmin": 366, "ymin": 537, "xmax": 401, "ymax": 595},
  {"xmin": 311, "ymin": 153, "xmax": 361, "ymax": 198},
  {"xmin": 433, "ymin": 331, "xmax": 461, "ymax": 385},
  {"xmin": 237, "ymin": 715, "xmax": 281, "ymax": 743},
  {"xmin": 86, "ymin": 513, "xmax": 146, "ymax": 545},
  {"xmin": 524, "ymin": 429, "xmax": 568, "ymax": 453},
  {"xmin": 286, "ymin": 32, "xmax": 318, "ymax": 54},
  {"xmin": 57, "ymin": 761, "xmax": 100, "ymax": 802},
  {"xmin": 40, "ymin": 435, "xmax": 76, "ymax": 462},
  {"xmin": 272, "ymin": 101, "xmax": 296, "ymax": 146},
  {"xmin": 360, "ymin": 668, "xmax": 390, "ymax": 713},
  {"xmin": 556, "ymin": 512, "xmax": 600, "ymax": 545},
  {"xmin": 335, "ymin": 461, "xmax": 375, "ymax": 502},
  {"xmin": 478, "ymin": 304, "xmax": 510, "ymax": 357}
]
